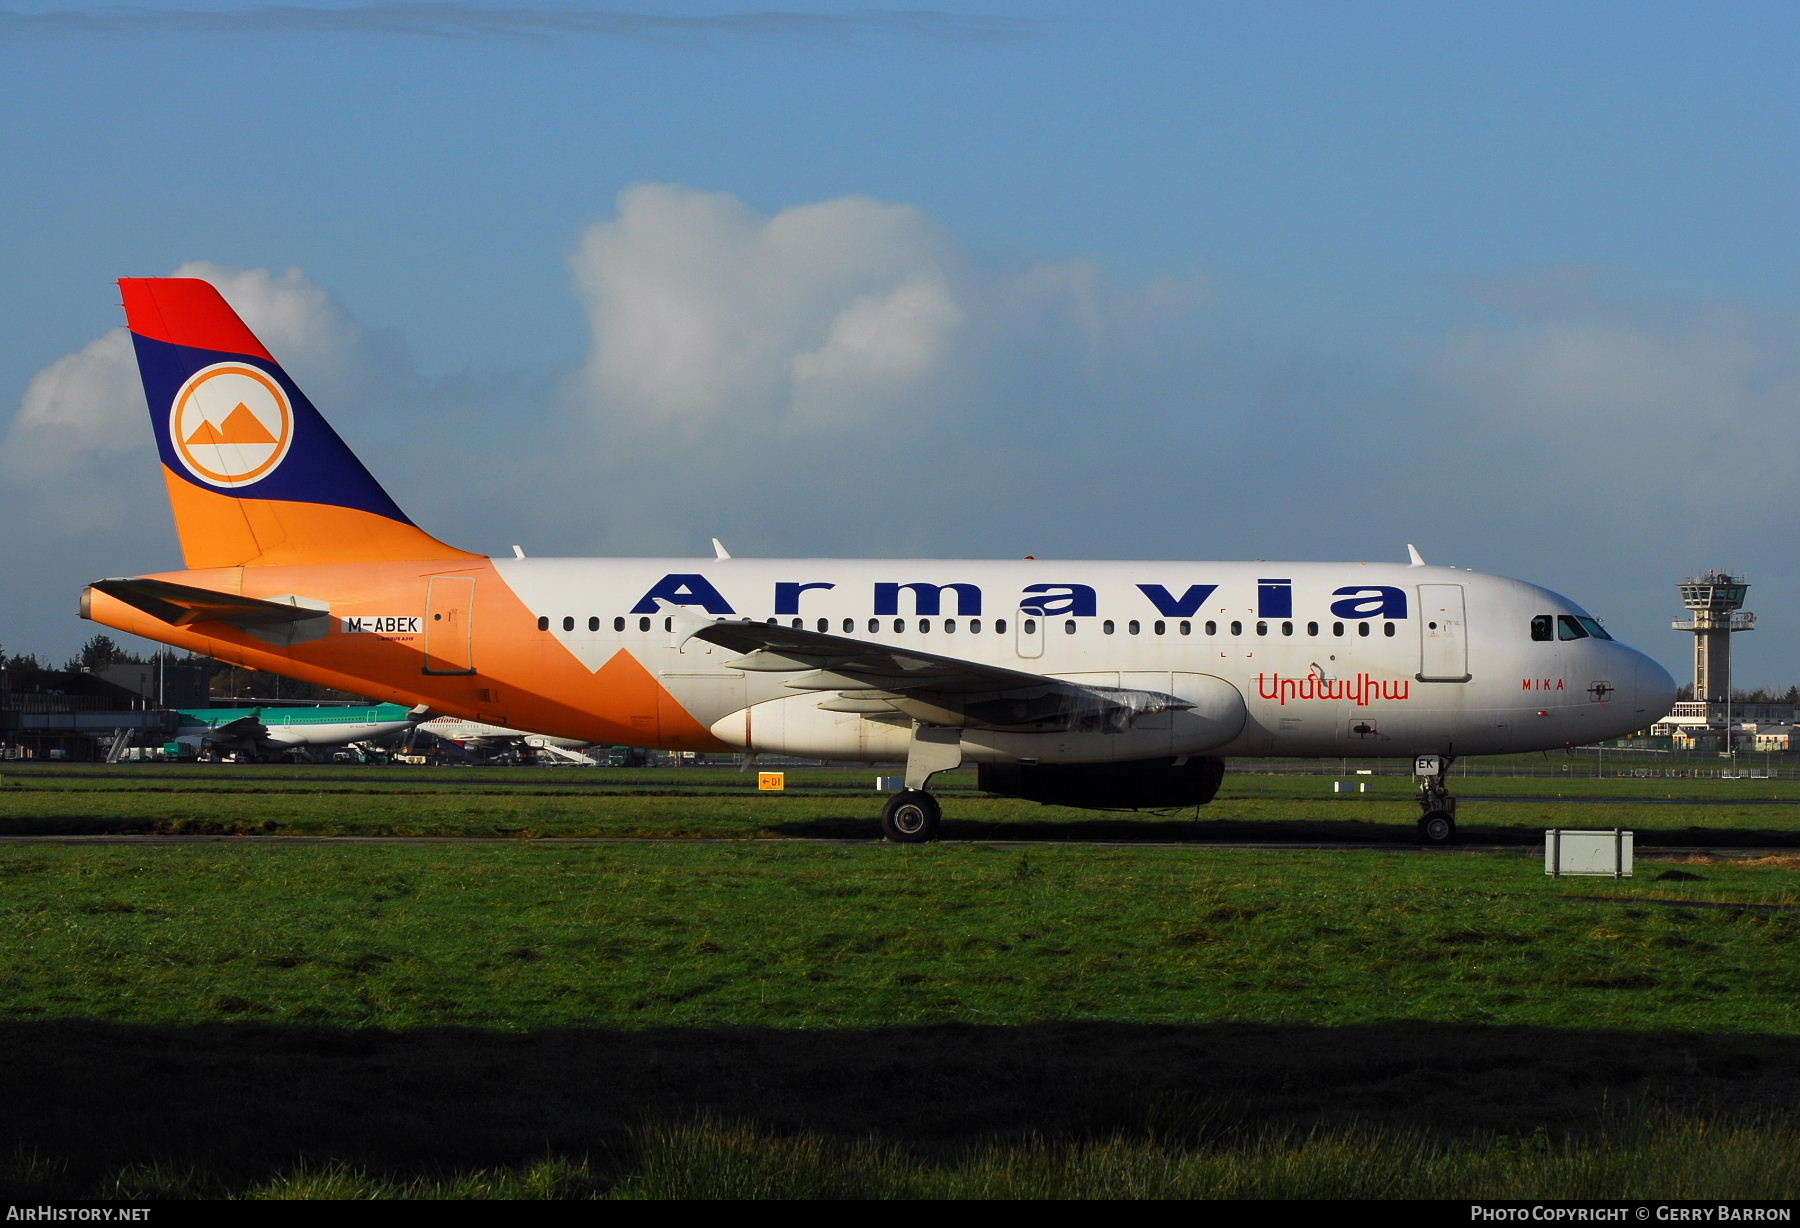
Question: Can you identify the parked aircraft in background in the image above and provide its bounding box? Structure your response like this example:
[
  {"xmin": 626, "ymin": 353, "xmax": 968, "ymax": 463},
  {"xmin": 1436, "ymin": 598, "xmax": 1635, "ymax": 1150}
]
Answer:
[
  {"xmin": 172, "ymin": 703, "xmax": 418, "ymax": 761},
  {"xmin": 83, "ymin": 278, "xmax": 1676, "ymax": 841},
  {"xmin": 411, "ymin": 715, "xmax": 602, "ymax": 765}
]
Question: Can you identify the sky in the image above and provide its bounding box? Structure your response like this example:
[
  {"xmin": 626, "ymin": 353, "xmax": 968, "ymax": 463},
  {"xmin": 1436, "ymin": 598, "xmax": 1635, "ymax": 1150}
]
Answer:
[{"xmin": 1, "ymin": 0, "xmax": 1795, "ymax": 690}]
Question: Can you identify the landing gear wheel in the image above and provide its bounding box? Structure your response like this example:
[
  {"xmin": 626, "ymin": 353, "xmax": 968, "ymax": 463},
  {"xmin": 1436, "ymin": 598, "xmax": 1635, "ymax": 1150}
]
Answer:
[
  {"xmin": 882, "ymin": 789, "xmax": 941, "ymax": 843},
  {"xmin": 1419, "ymin": 810, "xmax": 1456, "ymax": 845}
]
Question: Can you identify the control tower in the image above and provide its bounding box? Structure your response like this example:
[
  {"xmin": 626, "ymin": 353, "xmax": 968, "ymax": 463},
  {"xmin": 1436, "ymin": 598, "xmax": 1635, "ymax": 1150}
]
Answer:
[{"xmin": 1673, "ymin": 572, "xmax": 1755, "ymax": 708}]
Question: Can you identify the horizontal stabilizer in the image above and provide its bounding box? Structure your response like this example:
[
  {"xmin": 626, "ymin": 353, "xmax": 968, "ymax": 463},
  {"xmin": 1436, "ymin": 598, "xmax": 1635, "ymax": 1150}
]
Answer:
[{"xmin": 84, "ymin": 577, "xmax": 329, "ymax": 629}]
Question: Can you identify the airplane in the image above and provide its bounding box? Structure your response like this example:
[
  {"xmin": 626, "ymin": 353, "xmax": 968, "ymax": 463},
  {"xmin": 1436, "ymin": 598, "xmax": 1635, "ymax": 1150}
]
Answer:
[
  {"xmin": 410, "ymin": 714, "xmax": 603, "ymax": 765},
  {"xmin": 170, "ymin": 702, "xmax": 419, "ymax": 761},
  {"xmin": 82, "ymin": 277, "xmax": 1677, "ymax": 842}
]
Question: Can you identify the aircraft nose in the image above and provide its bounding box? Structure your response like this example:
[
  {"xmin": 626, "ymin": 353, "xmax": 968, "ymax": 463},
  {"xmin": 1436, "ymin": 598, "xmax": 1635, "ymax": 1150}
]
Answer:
[{"xmin": 1630, "ymin": 650, "xmax": 1678, "ymax": 723}]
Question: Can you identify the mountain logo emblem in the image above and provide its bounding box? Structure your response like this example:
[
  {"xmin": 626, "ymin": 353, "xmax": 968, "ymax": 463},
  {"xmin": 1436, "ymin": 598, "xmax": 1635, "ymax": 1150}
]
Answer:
[{"xmin": 168, "ymin": 363, "xmax": 294, "ymax": 488}]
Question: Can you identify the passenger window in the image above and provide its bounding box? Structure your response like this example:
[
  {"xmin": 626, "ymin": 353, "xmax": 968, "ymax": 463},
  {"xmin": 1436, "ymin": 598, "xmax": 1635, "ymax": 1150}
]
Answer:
[
  {"xmin": 844, "ymin": 618, "xmax": 854, "ymax": 633},
  {"xmin": 919, "ymin": 619, "xmax": 930, "ymax": 633},
  {"xmin": 1128, "ymin": 620, "xmax": 1140, "ymax": 635},
  {"xmin": 1230, "ymin": 621, "xmax": 1242, "ymax": 636},
  {"xmin": 1154, "ymin": 620, "xmax": 1166, "ymax": 636},
  {"xmin": 944, "ymin": 619, "xmax": 956, "ymax": 633},
  {"xmin": 1103, "ymin": 620, "xmax": 1115, "ymax": 635},
  {"xmin": 613, "ymin": 616, "xmax": 625, "ymax": 632},
  {"xmin": 562, "ymin": 616, "xmax": 575, "ymax": 631},
  {"xmin": 1307, "ymin": 621, "xmax": 1319, "ymax": 636},
  {"xmin": 1255, "ymin": 622, "xmax": 1267, "ymax": 637},
  {"xmin": 1065, "ymin": 620, "xmax": 1077, "ymax": 634},
  {"xmin": 1383, "ymin": 623, "xmax": 1396, "ymax": 637},
  {"xmin": 587, "ymin": 616, "xmax": 599, "ymax": 632},
  {"xmin": 640, "ymin": 617, "xmax": 652, "ymax": 632},
  {"xmin": 1333, "ymin": 622, "xmax": 1345, "ymax": 637},
  {"xmin": 1557, "ymin": 615, "xmax": 1589, "ymax": 641},
  {"xmin": 1205, "ymin": 621, "xmax": 1217, "ymax": 636},
  {"xmin": 1023, "ymin": 618, "xmax": 1036, "ymax": 634},
  {"xmin": 996, "ymin": 618, "xmax": 1008, "ymax": 634},
  {"xmin": 1282, "ymin": 621, "xmax": 1294, "ymax": 636},
  {"xmin": 869, "ymin": 618, "xmax": 879, "ymax": 633},
  {"xmin": 893, "ymin": 619, "xmax": 905, "ymax": 633},
  {"xmin": 1357, "ymin": 623, "xmax": 1370, "ymax": 637},
  {"xmin": 970, "ymin": 618, "xmax": 982, "ymax": 633},
  {"xmin": 536, "ymin": 616, "xmax": 549, "ymax": 631},
  {"xmin": 1179, "ymin": 621, "xmax": 1191, "ymax": 636}
]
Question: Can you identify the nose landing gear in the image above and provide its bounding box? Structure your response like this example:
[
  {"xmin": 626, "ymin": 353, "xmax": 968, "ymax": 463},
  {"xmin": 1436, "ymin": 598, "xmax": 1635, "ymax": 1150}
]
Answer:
[{"xmin": 1415, "ymin": 753, "xmax": 1458, "ymax": 844}]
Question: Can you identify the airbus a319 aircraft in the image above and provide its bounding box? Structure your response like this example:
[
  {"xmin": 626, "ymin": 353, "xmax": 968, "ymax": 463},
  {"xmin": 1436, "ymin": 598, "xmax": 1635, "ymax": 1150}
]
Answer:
[{"xmin": 83, "ymin": 279, "xmax": 1676, "ymax": 842}]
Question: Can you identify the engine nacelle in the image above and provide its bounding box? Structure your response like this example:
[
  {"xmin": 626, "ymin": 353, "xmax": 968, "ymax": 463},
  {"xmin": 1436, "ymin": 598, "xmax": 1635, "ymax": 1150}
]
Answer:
[{"xmin": 978, "ymin": 756, "xmax": 1226, "ymax": 810}]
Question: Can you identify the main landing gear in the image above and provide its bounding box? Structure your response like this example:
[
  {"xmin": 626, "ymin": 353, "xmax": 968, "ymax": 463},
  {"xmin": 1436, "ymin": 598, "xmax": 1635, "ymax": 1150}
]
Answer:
[
  {"xmin": 882, "ymin": 724, "xmax": 960, "ymax": 844},
  {"xmin": 1415, "ymin": 753, "xmax": 1458, "ymax": 845},
  {"xmin": 881, "ymin": 790, "xmax": 941, "ymax": 843}
]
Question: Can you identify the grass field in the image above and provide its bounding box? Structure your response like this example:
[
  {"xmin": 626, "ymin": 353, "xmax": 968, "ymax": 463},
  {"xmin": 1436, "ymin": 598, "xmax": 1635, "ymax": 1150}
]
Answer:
[
  {"xmin": 0, "ymin": 765, "xmax": 1795, "ymax": 1199},
  {"xmin": 1, "ymin": 760, "xmax": 1795, "ymax": 845}
]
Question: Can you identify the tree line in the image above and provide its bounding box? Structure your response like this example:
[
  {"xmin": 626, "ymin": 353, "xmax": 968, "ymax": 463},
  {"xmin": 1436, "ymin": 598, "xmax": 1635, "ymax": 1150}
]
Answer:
[{"xmin": 1, "ymin": 634, "xmax": 369, "ymax": 703}]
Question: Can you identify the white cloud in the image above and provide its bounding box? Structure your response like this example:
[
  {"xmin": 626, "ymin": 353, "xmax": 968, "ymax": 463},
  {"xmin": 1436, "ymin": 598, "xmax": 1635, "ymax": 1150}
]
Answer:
[
  {"xmin": 10, "ymin": 327, "xmax": 140, "ymax": 460},
  {"xmin": 568, "ymin": 185, "xmax": 966, "ymax": 436},
  {"xmin": 552, "ymin": 184, "xmax": 1214, "ymax": 557},
  {"xmin": 1433, "ymin": 284, "xmax": 1799, "ymax": 524},
  {"xmin": 2, "ymin": 263, "xmax": 390, "ymax": 534},
  {"xmin": 565, "ymin": 184, "xmax": 1204, "ymax": 446}
]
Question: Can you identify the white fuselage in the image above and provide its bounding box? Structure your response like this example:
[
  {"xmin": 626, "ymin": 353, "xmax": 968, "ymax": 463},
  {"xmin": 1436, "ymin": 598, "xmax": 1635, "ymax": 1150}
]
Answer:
[{"xmin": 492, "ymin": 556, "xmax": 1674, "ymax": 764}]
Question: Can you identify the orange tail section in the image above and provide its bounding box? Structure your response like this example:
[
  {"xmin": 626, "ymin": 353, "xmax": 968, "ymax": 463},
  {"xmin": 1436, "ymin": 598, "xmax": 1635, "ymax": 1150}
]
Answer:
[{"xmin": 122, "ymin": 277, "xmax": 479, "ymax": 569}]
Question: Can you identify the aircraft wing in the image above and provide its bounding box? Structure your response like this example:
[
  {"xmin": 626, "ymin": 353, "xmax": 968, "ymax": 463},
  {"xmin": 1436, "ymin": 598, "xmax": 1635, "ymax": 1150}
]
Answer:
[
  {"xmin": 194, "ymin": 713, "xmax": 269, "ymax": 749},
  {"xmin": 679, "ymin": 614, "xmax": 1192, "ymax": 732},
  {"xmin": 86, "ymin": 578, "xmax": 329, "ymax": 630}
]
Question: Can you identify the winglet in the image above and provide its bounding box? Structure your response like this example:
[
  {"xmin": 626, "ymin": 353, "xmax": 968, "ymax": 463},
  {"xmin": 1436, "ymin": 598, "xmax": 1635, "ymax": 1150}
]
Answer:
[{"xmin": 1406, "ymin": 543, "xmax": 1427, "ymax": 567}]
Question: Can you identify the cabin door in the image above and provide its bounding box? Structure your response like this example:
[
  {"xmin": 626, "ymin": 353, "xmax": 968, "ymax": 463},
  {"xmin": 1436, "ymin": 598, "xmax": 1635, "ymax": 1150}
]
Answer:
[{"xmin": 1416, "ymin": 583, "xmax": 1470, "ymax": 682}]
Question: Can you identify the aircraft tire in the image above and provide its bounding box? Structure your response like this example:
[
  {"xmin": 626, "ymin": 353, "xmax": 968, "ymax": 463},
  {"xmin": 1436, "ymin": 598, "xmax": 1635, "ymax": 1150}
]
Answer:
[
  {"xmin": 882, "ymin": 790, "xmax": 941, "ymax": 843},
  {"xmin": 1418, "ymin": 811, "xmax": 1456, "ymax": 845}
]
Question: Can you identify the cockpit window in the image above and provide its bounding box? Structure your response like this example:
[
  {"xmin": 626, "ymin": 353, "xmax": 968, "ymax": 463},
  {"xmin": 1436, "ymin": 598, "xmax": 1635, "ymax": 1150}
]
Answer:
[
  {"xmin": 1557, "ymin": 615, "xmax": 1588, "ymax": 641},
  {"xmin": 1530, "ymin": 615, "xmax": 1553, "ymax": 641},
  {"xmin": 1575, "ymin": 616, "xmax": 1612, "ymax": 641}
]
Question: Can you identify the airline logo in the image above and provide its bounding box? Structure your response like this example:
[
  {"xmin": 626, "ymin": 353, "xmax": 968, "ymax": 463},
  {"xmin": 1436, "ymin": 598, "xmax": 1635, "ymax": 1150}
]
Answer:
[{"xmin": 168, "ymin": 362, "xmax": 294, "ymax": 488}]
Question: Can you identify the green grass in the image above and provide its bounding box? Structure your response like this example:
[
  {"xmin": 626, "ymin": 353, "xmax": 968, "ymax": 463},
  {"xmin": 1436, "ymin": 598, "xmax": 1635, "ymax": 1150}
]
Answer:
[
  {"xmin": 0, "ymin": 768, "xmax": 1795, "ymax": 1198},
  {"xmin": 4, "ymin": 843, "xmax": 1793, "ymax": 1032},
  {"xmin": 1, "ymin": 761, "xmax": 1794, "ymax": 844}
]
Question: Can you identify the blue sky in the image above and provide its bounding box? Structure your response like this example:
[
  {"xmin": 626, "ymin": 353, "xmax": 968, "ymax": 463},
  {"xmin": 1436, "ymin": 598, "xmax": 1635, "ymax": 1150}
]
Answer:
[{"xmin": 2, "ymin": 1, "xmax": 1795, "ymax": 690}]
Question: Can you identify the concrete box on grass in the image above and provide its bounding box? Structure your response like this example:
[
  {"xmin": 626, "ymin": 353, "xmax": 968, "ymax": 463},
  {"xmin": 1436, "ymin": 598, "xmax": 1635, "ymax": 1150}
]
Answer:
[{"xmin": 1545, "ymin": 829, "xmax": 1633, "ymax": 878}]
